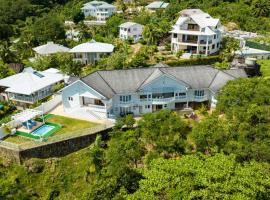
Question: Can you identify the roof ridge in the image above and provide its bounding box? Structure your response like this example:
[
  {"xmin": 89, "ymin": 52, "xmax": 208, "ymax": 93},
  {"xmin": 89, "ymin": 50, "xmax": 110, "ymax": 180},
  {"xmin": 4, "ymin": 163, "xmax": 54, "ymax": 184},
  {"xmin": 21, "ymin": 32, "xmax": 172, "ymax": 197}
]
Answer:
[
  {"xmin": 207, "ymin": 70, "xmax": 220, "ymax": 88},
  {"xmin": 136, "ymin": 68, "xmax": 159, "ymax": 91},
  {"xmin": 96, "ymin": 71, "xmax": 117, "ymax": 94},
  {"xmin": 222, "ymin": 69, "xmax": 241, "ymax": 79}
]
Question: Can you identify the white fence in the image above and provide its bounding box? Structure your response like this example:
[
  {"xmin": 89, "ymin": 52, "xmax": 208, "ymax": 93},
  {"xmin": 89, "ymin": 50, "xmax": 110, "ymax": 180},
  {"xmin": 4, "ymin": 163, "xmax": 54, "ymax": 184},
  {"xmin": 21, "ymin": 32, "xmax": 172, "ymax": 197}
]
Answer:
[
  {"xmin": 3, "ymin": 94, "xmax": 62, "ymax": 130},
  {"xmin": 35, "ymin": 94, "xmax": 62, "ymax": 114}
]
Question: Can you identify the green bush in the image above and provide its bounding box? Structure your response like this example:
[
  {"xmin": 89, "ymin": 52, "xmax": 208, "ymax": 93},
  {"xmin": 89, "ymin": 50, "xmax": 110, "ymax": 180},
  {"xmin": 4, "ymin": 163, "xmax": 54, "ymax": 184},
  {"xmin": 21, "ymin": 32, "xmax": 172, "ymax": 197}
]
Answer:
[{"xmin": 165, "ymin": 56, "xmax": 222, "ymax": 66}]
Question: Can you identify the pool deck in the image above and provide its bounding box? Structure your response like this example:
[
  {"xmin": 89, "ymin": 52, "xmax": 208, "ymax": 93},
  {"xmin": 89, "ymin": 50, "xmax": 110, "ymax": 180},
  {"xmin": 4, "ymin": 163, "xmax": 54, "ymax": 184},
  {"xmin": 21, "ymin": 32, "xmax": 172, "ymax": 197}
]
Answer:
[{"xmin": 17, "ymin": 122, "xmax": 44, "ymax": 134}]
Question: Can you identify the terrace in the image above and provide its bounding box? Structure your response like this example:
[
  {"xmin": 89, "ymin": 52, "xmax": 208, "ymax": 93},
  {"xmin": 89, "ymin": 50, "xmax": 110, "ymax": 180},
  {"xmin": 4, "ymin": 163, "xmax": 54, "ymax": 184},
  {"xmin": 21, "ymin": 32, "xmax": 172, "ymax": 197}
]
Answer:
[{"xmin": 3, "ymin": 114, "xmax": 99, "ymax": 144}]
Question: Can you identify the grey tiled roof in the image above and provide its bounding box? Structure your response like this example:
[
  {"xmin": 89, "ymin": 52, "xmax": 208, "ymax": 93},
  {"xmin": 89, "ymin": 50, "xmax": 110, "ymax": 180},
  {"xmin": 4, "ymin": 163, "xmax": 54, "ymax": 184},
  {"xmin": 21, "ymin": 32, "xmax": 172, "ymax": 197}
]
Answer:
[{"xmin": 81, "ymin": 65, "xmax": 247, "ymax": 98}]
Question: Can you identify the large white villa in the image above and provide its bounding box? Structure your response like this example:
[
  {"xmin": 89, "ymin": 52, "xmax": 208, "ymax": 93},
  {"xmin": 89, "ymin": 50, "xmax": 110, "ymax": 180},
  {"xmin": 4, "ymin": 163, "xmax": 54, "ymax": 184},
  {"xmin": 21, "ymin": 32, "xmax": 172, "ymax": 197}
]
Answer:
[
  {"xmin": 119, "ymin": 22, "xmax": 144, "ymax": 42},
  {"xmin": 81, "ymin": 1, "xmax": 116, "ymax": 21},
  {"xmin": 171, "ymin": 9, "xmax": 222, "ymax": 55},
  {"xmin": 0, "ymin": 68, "xmax": 67, "ymax": 108},
  {"xmin": 61, "ymin": 64, "xmax": 246, "ymax": 119},
  {"xmin": 69, "ymin": 40, "xmax": 114, "ymax": 65}
]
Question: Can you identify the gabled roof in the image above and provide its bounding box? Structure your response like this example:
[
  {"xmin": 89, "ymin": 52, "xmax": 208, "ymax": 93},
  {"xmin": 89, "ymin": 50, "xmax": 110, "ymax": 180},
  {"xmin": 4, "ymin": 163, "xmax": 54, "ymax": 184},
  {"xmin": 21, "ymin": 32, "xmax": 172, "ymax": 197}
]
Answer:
[
  {"xmin": 77, "ymin": 64, "xmax": 247, "ymax": 98},
  {"xmin": 69, "ymin": 40, "xmax": 114, "ymax": 53},
  {"xmin": 146, "ymin": 1, "xmax": 169, "ymax": 9},
  {"xmin": 119, "ymin": 22, "xmax": 143, "ymax": 28},
  {"xmin": 0, "ymin": 68, "xmax": 65, "ymax": 95},
  {"xmin": 33, "ymin": 42, "xmax": 70, "ymax": 55}
]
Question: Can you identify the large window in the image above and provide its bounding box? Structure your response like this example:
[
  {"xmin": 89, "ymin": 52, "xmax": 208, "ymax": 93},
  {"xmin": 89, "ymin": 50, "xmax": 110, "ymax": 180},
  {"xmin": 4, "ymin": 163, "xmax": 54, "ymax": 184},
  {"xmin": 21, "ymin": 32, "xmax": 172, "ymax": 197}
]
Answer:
[
  {"xmin": 120, "ymin": 95, "xmax": 131, "ymax": 102},
  {"xmin": 194, "ymin": 90, "xmax": 205, "ymax": 97}
]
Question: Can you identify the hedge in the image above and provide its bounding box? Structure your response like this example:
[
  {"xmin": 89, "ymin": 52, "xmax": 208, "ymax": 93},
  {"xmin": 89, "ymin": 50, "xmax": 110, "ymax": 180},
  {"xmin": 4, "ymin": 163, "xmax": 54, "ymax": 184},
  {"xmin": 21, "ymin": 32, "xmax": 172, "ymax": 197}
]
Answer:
[{"xmin": 165, "ymin": 55, "xmax": 222, "ymax": 66}]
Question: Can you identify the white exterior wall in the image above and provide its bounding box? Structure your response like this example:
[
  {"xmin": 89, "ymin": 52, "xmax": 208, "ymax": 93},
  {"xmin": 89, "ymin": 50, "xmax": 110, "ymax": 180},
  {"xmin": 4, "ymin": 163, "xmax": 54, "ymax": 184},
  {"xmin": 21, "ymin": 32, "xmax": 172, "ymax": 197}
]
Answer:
[
  {"xmin": 73, "ymin": 52, "xmax": 111, "ymax": 65},
  {"xmin": 62, "ymin": 77, "xmax": 213, "ymax": 119},
  {"xmin": 82, "ymin": 6, "xmax": 116, "ymax": 21},
  {"xmin": 119, "ymin": 24, "xmax": 144, "ymax": 42},
  {"xmin": 171, "ymin": 18, "xmax": 222, "ymax": 55}
]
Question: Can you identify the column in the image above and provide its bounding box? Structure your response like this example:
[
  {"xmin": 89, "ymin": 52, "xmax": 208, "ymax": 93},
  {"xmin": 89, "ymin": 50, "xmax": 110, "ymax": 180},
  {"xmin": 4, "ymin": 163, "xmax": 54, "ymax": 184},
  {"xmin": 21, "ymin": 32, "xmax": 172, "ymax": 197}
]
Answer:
[
  {"xmin": 205, "ymin": 36, "xmax": 209, "ymax": 56},
  {"xmin": 196, "ymin": 35, "xmax": 200, "ymax": 54}
]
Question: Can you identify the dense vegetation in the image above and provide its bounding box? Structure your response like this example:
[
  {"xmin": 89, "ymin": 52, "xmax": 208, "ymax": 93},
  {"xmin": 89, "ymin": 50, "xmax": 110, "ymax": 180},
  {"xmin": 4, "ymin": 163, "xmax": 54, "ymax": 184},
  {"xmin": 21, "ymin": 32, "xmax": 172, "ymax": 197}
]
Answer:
[
  {"xmin": 0, "ymin": 0, "xmax": 270, "ymax": 76},
  {"xmin": 1, "ymin": 77, "xmax": 270, "ymax": 199},
  {"xmin": 1, "ymin": 1, "xmax": 270, "ymax": 199}
]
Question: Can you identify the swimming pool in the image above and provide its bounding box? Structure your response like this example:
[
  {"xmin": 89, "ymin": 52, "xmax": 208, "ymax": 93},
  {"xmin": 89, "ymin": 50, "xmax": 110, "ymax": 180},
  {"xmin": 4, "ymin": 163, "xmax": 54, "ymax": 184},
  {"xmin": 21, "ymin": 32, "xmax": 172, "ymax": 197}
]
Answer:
[{"xmin": 31, "ymin": 124, "xmax": 55, "ymax": 136}]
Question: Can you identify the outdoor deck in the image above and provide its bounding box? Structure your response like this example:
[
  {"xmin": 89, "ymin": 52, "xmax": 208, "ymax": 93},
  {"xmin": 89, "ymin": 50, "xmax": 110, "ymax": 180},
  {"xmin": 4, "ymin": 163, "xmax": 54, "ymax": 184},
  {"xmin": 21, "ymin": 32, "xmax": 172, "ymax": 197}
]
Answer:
[{"xmin": 16, "ymin": 121, "xmax": 44, "ymax": 133}]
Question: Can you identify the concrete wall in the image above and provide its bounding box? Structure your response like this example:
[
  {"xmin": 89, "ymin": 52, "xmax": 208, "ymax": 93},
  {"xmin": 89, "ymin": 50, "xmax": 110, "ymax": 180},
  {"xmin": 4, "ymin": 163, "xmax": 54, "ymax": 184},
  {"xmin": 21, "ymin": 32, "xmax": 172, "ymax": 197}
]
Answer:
[{"xmin": 0, "ymin": 127, "xmax": 112, "ymax": 164}]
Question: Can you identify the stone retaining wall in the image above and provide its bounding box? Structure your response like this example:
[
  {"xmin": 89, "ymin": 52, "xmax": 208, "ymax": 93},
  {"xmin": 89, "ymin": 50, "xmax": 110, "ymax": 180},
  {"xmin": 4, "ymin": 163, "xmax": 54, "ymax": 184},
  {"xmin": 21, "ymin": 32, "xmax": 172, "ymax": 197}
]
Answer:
[{"xmin": 0, "ymin": 127, "xmax": 112, "ymax": 164}]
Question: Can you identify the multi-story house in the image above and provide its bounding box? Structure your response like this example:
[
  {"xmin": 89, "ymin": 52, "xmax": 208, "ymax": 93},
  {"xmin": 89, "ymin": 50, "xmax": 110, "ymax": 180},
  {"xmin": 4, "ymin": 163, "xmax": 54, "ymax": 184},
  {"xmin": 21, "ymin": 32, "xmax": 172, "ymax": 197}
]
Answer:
[
  {"xmin": 0, "ymin": 68, "xmax": 66, "ymax": 109},
  {"xmin": 69, "ymin": 40, "xmax": 114, "ymax": 65},
  {"xmin": 119, "ymin": 22, "xmax": 144, "ymax": 43},
  {"xmin": 171, "ymin": 9, "xmax": 222, "ymax": 56},
  {"xmin": 81, "ymin": 1, "xmax": 116, "ymax": 21},
  {"xmin": 61, "ymin": 64, "xmax": 246, "ymax": 120}
]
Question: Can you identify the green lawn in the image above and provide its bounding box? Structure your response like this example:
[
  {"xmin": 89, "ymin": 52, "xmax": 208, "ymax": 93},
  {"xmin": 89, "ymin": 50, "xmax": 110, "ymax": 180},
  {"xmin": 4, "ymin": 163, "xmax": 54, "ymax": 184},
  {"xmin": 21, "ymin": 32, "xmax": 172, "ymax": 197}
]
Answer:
[
  {"xmin": 3, "ymin": 115, "xmax": 99, "ymax": 143},
  {"xmin": 44, "ymin": 115, "xmax": 98, "ymax": 136},
  {"xmin": 257, "ymin": 60, "xmax": 270, "ymax": 77}
]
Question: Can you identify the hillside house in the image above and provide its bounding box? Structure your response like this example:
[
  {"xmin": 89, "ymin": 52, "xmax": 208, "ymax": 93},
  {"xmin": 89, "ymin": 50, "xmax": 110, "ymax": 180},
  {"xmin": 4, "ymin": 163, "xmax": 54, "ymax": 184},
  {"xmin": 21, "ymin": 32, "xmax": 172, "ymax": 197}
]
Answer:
[
  {"xmin": 69, "ymin": 40, "xmax": 114, "ymax": 65},
  {"xmin": 0, "ymin": 68, "xmax": 67, "ymax": 108},
  {"xmin": 81, "ymin": 1, "xmax": 116, "ymax": 21},
  {"xmin": 171, "ymin": 9, "xmax": 222, "ymax": 55},
  {"xmin": 145, "ymin": 1, "xmax": 169, "ymax": 12},
  {"xmin": 61, "ymin": 64, "xmax": 246, "ymax": 120},
  {"xmin": 119, "ymin": 22, "xmax": 144, "ymax": 42},
  {"xmin": 33, "ymin": 42, "xmax": 70, "ymax": 57}
]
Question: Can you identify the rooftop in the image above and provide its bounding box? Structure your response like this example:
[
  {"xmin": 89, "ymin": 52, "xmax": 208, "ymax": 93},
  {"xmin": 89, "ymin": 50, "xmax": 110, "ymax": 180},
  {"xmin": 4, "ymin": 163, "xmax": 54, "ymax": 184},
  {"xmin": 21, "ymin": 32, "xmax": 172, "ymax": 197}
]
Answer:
[
  {"xmin": 69, "ymin": 40, "xmax": 114, "ymax": 53},
  {"xmin": 119, "ymin": 22, "xmax": 143, "ymax": 28},
  {"xmin": 0, "ymin": 67, "xmax": 65, "ymax": 95},
  {"xmin": 146, "ymin": 1, "xmax": 169, "ymax": 9},
  {"xmin": 80, "ymin": 64, "xmax": 247, "ymax": 98},
  {"xmin": 175, "ymin": 9, "xmax": 220, "ymax": 28},
  {"xmin": 33, "ymin": 42, "xmax": 70, "ymax": 55}
]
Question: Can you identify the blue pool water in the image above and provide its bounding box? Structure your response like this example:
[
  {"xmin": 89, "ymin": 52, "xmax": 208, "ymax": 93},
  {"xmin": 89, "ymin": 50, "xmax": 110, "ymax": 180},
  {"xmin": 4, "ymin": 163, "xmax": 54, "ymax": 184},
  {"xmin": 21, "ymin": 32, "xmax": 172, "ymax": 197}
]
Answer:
[{"xmin": 31, "ymin": 124, "xmax": 55, "ymax": 136}]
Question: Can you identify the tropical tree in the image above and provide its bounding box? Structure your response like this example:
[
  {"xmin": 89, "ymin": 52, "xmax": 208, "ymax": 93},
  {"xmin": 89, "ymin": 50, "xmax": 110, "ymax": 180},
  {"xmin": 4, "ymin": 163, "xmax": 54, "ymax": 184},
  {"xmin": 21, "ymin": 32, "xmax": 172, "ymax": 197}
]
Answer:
[{"xmin": 128, "ymin": 154, "xmax": 270, "ymax": 199}]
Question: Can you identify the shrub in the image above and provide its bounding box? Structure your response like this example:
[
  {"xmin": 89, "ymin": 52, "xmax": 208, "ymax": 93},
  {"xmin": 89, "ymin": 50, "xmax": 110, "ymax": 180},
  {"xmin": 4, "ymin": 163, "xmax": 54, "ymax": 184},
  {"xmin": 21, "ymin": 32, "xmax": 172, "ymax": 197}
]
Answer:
[{"xmin": 165, "ymin": 55, "xmax": 222, "ymax": 66}]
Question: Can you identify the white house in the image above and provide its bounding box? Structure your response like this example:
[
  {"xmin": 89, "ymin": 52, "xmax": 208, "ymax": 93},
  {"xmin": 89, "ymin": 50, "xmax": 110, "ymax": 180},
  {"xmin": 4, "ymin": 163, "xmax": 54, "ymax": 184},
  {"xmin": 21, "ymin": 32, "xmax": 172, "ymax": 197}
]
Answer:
[
  {"xmin": 119, "ymin": 22, "xmax": 144, "ymax": 42},
  {"xmin": 81, "ymin": 1, "xmax": 116, "ymax": 21},
  {"xmin": 0, "ymin": 67, "xmax": 67, "ymax": 108},
  {"xmin": 61, "ymin": 64, "xmax": 246, "ymax": 120},
  {"xmin": 33, "ymin": 42, "xmax": 70, "ymax": 57},
  {"xmin": 69, "ymin": 40, "xmax": 114, "ymax": 65},
  {"xmin": 236, "ymin": 47, "xmax": 270, "ymax": 60},
  {"xmin": 171, "ymin": 9, "xmax": 222, "ymax": 55},
  {"xmin": 145, "ymin": 1, "xmax": 169, "ymax": 12}
]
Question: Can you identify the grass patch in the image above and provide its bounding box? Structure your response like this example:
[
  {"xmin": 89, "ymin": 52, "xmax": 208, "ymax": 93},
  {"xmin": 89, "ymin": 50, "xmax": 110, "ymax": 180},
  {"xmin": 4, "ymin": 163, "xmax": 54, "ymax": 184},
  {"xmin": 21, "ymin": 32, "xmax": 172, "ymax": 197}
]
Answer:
[
  {"xmin": 44, "ymin": 115, "xmax": 98, "ymax": 136},
  {"xmin": 257, "ymin": 60, "xmax": 270, "ymax": 77},
  {"xmin": 3, "ymin": 134, "xmax": 32, "ymax": 144}
]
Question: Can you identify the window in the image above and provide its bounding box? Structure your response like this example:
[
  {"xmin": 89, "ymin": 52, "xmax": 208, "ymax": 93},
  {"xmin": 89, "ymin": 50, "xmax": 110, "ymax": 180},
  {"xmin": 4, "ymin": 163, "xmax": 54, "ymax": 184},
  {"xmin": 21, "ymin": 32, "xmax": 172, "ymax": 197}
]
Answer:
[
  {"xmin": 145, "ymin": 105, "xmax": 151, "ymax": 109},
  {"xmin": 212, "ymin": 44, "xmax": 215, "ymax": 49},
  {"xmin": 120, "ymin": 95, "xmax": 131, "ymax": 102},
  {"xmin": 68, "ymin": 97, "xmax": 73, "ymax": 101},
  {"xmin": 217, "ymin": 43, "xmax": 220, "ymax": 48},
  {"xmin": 194, "ymin": 90, "xmax": 204, "ymax": 97},
  {"xmin": 140, "ymin": 95, "xmax": 147, "ymax": 101},
  {"xmin": 214, "ymin": 35, "xmax": 216, "ymax": 39}
]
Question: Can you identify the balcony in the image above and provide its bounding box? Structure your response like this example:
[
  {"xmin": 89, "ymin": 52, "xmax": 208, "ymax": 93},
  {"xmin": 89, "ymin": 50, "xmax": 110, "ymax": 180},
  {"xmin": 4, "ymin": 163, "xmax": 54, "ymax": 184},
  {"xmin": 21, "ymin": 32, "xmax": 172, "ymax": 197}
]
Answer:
[
  {"xmin": 194, "ymin": 95, "xmax": 208, "ymax": 102},
  {"xmin": 152, "ymin": 97, "xmax": 175, "ymax": 104}
]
